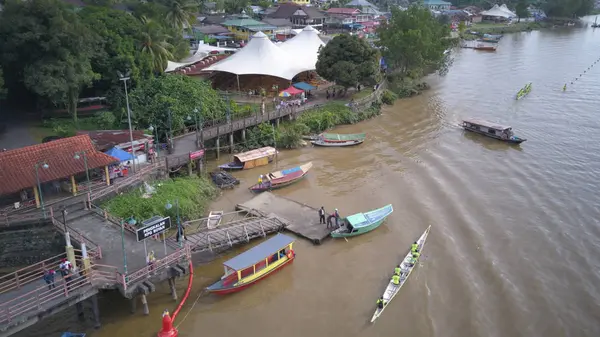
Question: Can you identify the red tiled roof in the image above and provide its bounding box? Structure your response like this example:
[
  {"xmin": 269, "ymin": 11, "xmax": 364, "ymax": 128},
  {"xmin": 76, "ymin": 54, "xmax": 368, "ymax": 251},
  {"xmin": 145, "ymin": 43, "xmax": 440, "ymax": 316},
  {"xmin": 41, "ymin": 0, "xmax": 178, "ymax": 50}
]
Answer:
[
  {"xmin": 0, "ymin": 135, "xmax": 119, "ymax": 195},
  {"xmin": 327, "ymin": 8, "xmax": 360, "ymax": 15},
  {"xmin": 76, "ymin": 130, "xmax": 150, "ymax": 151}
]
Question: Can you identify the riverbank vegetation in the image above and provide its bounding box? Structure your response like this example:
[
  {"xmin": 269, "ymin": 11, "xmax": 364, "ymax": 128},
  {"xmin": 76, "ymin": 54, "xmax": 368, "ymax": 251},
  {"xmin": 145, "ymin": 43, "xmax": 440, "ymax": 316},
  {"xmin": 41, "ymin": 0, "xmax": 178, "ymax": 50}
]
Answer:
[
  {"xmin": 103, "ymin": 176, "xmax": 218, "ymax": 222},
  {"xmin": 376, "ymin": 7, "xmax": 452, "ymax": 98}
]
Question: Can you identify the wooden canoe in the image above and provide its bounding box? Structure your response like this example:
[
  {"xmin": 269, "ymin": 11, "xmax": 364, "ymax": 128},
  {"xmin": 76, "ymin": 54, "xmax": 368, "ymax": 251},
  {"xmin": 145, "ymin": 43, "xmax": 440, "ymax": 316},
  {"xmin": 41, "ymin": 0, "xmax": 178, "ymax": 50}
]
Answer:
[
  {"xmin": 311, "ymin": 139, "xmax": 364, "ymax": 147},
  {"xmin": 249, "ymin": 162, "xmax": 312, "ymax": 193}
]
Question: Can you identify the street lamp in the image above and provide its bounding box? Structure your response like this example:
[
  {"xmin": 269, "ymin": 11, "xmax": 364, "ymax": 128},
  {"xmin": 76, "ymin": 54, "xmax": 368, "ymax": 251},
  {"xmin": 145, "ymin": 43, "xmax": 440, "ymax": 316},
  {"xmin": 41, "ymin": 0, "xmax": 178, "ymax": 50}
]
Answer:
[
  {"xmin": 120, "ymin": 220, "xmax": 128, "ymax": 275},
  {"xmin": 74, "ymin": 151, "xmax": 91, "ymax": 195},
  {"xmin": 165, "ymin": 200, "xmax": 182, "ymax": 248},
  {"xmin": 118, "ymin": 70, "xmax": 136, "ymax": 173},
  {"xmin": 148, "ymin": 125, "xmax": 160, "ymax": 157},
  {"xmin": 166, "ymin": 107, "xmax": 174, "ymax": 154},
  {"xmin": 34, "ymin": 161, "xmax": 49, "ymax": 218}
]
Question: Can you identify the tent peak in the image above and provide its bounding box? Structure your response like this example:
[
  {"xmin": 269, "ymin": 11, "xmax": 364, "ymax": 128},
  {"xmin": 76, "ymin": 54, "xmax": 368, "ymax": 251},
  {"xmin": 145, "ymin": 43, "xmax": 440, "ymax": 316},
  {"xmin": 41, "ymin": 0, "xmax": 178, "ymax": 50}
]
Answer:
[{"xmin": 253, "ymin": 31, "xmax": 268, "ymax": 39}]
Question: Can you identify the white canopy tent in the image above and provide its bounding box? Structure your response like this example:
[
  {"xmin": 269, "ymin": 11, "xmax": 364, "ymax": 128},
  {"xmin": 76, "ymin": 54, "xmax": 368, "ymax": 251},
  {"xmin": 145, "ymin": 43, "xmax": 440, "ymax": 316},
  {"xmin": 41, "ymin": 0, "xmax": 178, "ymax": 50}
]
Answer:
[
  {"xmin": 204, "ymin": 31, "xmax": 306, "ymax": 89},
  {"xmin": 279, "ymin": 26, "xmax": 325, "ymax": 74},
  {"xmin": 498, "ymin": 4, "xmax": 516, "ymax": 17},
  {"xmin": 164, "ymin": 43, "xmax": 238, "ymax": 73},
  {"xmin": 481, "ymin": 4, "xmax": 515, "ymax": 19}
]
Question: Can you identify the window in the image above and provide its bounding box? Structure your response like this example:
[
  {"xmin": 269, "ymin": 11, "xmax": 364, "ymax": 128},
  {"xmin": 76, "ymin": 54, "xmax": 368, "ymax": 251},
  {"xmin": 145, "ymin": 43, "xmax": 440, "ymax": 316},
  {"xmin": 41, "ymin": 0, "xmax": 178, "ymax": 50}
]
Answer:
[{"xmin": 487, "ymin": 129, "xmax": 495, "ymax": 134}]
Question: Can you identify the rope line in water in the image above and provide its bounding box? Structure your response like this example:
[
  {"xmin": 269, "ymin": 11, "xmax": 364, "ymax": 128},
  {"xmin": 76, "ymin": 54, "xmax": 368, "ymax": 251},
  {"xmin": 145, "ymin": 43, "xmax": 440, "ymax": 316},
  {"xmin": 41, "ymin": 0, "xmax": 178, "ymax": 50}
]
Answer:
[
  {"xmin": 564, "ymin": 56, "xmax": 600, "ymax": 90},
  {"xmin": 175, "ymin": 289, "xmax": 208, "ymax": 329}
]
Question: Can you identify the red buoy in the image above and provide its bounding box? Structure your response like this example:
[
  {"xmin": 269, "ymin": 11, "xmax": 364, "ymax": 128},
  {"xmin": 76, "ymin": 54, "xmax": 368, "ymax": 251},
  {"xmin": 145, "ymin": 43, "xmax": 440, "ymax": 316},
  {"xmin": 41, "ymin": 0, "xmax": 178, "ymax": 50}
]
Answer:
[{"xmin": 157, "ymin": 310, "xmax": 178, "ymax": 337}]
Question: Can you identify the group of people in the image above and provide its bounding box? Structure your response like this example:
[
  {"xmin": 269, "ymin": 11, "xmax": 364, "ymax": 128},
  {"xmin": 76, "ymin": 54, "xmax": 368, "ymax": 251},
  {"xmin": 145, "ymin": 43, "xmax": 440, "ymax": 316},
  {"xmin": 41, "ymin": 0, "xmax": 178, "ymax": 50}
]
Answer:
[
  {"xmin": 43, "ymin": 258, "xmax": 76, "ymax": 291},
  {"xmin": 376, "ymin": 241, "xmax": 422, "ymax": 309},
  {"xmin": 318, "ymin": 206, "xmax": 341, "ymax": 229}
]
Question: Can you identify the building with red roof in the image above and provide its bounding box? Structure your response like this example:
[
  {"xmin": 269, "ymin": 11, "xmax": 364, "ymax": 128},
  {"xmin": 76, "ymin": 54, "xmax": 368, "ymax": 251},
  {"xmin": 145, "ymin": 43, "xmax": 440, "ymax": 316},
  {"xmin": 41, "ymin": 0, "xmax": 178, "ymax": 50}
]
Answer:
[{"xmin": 0, "ymin": 135, "xmax": 118, "ymax": 208}]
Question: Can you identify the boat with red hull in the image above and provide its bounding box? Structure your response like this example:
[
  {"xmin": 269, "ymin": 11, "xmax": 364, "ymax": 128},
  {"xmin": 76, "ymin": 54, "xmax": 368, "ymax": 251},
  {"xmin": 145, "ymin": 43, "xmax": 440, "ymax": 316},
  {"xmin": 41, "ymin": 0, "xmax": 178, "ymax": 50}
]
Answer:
[{"xmin": 206, "ymin": 234, "xmax": 296, "ymax": 295}]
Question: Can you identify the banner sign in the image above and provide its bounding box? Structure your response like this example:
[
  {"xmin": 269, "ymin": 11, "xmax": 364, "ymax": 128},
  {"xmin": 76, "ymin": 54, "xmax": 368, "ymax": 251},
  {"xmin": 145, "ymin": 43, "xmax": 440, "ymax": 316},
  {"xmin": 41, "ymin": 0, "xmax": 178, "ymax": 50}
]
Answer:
[
  {"xmin": 136, "ymin": 216, "xmax": 172, "ymax": 242},
  {"xmin": 190, "ymin": 149, "xmax": 205, "ymax": 160}
]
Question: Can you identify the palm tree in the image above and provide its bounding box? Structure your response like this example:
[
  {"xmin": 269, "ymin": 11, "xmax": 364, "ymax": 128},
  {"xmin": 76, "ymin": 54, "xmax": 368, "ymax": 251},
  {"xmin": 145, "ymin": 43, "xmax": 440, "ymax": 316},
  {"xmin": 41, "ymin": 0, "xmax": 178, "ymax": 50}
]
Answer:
[
  {"xmin": 163, "ymin": 0, "xmax": 198, "ymax": 30},
  {"xmin": 138, "ymin": 16, "xmax": 174, "ymax": 73}
]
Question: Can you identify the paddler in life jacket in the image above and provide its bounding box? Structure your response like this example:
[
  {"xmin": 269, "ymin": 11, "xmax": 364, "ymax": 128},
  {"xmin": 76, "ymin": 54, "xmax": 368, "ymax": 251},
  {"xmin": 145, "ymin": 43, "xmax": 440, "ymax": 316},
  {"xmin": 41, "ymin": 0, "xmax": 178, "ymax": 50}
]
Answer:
[
  {"xmin": 376, "ymin": 297, "xmax": 386, "ymax": 309},
  {"xmin": 409, "ymin": 252, "xmax": 420, "ymax": 266},
  {"xmin": 394, "ymin": 264, "xmax": 401, "ymax": 276},
  {"xmin": 411, "ymin": 241, "xmax": 419, "ymax": 253},
  {"xmin": 392, "ymin": 273, "xmax": 400, "ymax": 285},
  {"xmin": 258, "ymin": 175, "xmax": 263, "ymax": 185}
]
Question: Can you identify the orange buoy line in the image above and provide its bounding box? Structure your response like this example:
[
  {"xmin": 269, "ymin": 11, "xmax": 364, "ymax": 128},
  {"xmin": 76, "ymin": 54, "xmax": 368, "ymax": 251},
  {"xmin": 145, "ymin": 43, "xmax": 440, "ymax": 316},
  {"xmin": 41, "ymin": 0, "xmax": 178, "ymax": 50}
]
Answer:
[
  {"xmin": 157, "ymin": 259, "xmax": 194, "ymax": 337},
  {"xmin": 564, "ymin": 56, "xmax": 600, "ymax": 90}
]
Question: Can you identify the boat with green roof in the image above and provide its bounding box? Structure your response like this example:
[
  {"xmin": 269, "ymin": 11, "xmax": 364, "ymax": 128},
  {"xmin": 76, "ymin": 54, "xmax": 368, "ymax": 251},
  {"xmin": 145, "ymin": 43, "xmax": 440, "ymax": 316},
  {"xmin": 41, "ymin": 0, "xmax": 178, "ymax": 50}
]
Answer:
[{"xmin": 331, "ymin": 204, "xmax": 393, "ymax": 238}]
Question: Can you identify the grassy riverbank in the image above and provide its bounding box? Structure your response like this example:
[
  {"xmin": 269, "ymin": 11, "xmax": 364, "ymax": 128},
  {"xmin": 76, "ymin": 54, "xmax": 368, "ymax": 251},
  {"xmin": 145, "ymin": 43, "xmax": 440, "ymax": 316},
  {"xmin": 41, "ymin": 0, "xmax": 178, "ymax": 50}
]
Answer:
[
  {"xmin": 102, "ymin": 176, "xmax": 218, "ymax": 222},
  {"xmin": 469, "ymin": 21, "xmax": 550, "ymax": 35}
]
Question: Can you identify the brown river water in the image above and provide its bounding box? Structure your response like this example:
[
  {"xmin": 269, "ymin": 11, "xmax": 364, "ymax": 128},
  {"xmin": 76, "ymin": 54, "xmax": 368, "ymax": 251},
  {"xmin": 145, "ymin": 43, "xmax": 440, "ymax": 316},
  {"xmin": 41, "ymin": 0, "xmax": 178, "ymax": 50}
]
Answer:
[{"xmin": 24, "ymin": 20, "xmax": 600, "ymax": 337}]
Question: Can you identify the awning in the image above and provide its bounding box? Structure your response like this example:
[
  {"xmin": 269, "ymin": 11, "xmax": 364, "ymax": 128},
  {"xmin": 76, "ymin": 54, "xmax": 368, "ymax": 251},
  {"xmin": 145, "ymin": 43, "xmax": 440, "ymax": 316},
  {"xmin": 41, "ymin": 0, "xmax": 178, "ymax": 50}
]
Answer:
[
  {"xmin": 280, "ymin": 86, "xmax": 304, "ymax": 96},
  {"xmin": 105, "ymin": 147, "xmax": 135, "ymax": 162},
  {"xmin": 293, "ymin": 82, "xmax": 316, "ymax": 91}
]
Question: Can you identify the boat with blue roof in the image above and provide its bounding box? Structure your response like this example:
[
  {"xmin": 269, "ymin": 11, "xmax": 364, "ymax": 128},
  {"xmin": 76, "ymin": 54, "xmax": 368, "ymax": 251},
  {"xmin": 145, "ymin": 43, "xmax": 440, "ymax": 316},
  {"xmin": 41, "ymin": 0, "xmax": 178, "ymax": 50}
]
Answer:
[
  {"xmin": 331, "ymin": 204, "xmax": 393, "ymax": 238},
  {"xmin": 206, "ymin": 234, "xmax": 296, "ymax": 295}
]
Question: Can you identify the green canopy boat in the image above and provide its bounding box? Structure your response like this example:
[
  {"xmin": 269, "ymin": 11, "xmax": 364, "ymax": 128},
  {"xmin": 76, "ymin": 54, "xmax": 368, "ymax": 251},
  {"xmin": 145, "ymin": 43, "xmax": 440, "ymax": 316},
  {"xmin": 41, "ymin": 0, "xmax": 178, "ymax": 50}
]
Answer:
[
  {"xmin": 331, "ymin": 204, "xmax": 393, "ymax": 238},
  {"xmin": 321, "ymin": 133, "xmax": 366, "ymax": 142}
]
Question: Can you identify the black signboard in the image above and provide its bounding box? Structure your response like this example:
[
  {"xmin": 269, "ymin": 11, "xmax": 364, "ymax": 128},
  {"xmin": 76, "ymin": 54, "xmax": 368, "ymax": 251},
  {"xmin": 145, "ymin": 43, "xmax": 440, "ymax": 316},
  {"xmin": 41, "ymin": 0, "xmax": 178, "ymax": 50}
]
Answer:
[{"xmin": 136, "ymin": 216, "xmax": 172, "ymax": 242}]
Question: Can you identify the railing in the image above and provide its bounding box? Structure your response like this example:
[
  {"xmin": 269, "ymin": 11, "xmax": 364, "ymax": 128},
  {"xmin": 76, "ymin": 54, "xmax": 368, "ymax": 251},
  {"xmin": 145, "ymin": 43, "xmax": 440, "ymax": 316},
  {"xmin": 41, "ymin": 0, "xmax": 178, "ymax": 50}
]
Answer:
[
  {"xmin": 118, "ymin": 245, "xmax": 191, "ymax": 292},
  {"xmin": 90, "ymin": 162, "xmax": 161, "ymax": 201},
  {"xmin": 0, "ymin": 267, "xmax": 98, "ymax": 326},
  {"xmin": 50, "ymin": 216, "xmax": 102, "ymax": 260},
  {"xmin": 354, "ymin": 80, "xmax": 387, "ymax": 106}
]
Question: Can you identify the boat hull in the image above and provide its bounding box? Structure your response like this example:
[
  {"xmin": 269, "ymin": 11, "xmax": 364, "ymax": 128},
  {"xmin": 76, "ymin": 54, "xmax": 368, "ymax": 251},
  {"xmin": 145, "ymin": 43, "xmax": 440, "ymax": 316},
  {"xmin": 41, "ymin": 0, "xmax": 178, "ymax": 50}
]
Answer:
[
  {"xmin": 462, "ymin": 127, "xmax": 526, "ymax": 144},
  {"xmin": 331, "ymin": 218, "xmax": 385, "ymax": 238},
  {"xmin": 207, "ymin": 256, "xmax": 295, "ymax": 295},
  {"xmin": 249, "ymin": 176, "xmax": 306, "ymax": 193},
  {"xmin": 312, "ymin": 139, "xmax": 364, "ymax": 147},
  {"xmin": 219, "ymin": 157, "xmax": 274, "ymax": 171}
]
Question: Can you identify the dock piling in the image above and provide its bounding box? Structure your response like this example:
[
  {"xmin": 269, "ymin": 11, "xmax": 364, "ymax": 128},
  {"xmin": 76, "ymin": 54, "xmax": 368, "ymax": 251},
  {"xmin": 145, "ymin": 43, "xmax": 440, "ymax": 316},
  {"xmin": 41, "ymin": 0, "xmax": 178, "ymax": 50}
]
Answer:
[
  {"xmin": 141, "ymin": 294, "xmax": 149, "ymax": 316},
  {"xmin": 229, "ymin": 133, "xmax": 234, "ymax": 153},
  {"xmin": 215, "ymin": 138, "xmax": 220, "ymax": 159},
  {"xmin": 91, "ymin": 294, "xmax": 101, "ymax": 329},
  {"xmin": 75, "ymin": 302, "xmax": 85, "ymax": 321},
  {"xmin": 169, "ymin": 278, "xmax": 178, "ymax": 301},
  {"xmin": 130, "ymin": 297, "xmax": 137, "ymax": 314}
]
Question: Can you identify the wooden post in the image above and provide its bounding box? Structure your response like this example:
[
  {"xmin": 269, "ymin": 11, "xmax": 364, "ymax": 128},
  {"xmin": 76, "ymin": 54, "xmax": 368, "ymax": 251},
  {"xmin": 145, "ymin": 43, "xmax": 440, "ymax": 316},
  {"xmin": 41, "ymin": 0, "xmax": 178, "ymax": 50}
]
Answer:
[
  {"xmin": 242, "ymin": 129, "xmax": 246, "ymax": 141},
  {"xmin": 33, "ymin": 185, "xmax": 40, "ymax": 208},
  {"xmin": 216, "ymin": 138, "xmax": 220, "ymax": 159},
  {"xmin": 187, "ymin": 160, "xmax": 193, "ymax": 176},
  {"xmin": 104, "ymin": 166, "xmax": 110, "ymax": 186},
  {"xmin": 70, "ymin": 176, "xmax": 77, "ymax": 195},
  {"xmin": 169, "ymin": 278, "xmax": 178, "ymax": 301},
  {"xmin": 229, "ymin": 133, "xmax": 234, "ymax": 154}
]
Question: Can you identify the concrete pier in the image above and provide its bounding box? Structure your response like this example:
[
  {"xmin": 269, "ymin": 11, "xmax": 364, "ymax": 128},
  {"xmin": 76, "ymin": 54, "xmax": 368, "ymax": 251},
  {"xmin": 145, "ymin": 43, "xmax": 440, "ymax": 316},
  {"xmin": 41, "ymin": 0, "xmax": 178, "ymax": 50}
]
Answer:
[
  {"xmin": 141, "ymin": 294, "xmax": 149, "ymax": 315},
  {"xmin": 130, "ymin": 298, "xmax": 137, "ymax": 314},
  {"xmin": 90, "ymin": 294, "xmax": 101, "ymax": 329},
  {"xmin": 236, "ymin": 192, "xmax": 332, "ymax": 244},
  {"xmin": 168, "ymin": 278, "xmax": 178, "ymax": 301}
]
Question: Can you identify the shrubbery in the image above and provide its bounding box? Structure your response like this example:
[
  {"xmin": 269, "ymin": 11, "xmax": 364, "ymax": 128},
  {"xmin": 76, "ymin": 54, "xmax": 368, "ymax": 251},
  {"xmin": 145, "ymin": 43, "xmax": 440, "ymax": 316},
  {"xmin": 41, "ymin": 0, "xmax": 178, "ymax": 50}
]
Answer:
[
  {"xmin": 42, "ymin": 111, "xmax": 118, "ymax": 137},
  {"xmin": 381, "ymin": 90, "xmax": 397, "ymax": 105}
]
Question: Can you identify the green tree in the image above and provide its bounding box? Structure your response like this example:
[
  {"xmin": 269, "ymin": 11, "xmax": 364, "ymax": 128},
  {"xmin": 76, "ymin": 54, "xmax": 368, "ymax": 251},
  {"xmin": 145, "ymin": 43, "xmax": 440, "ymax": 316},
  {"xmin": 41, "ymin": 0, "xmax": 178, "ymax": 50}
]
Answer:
[
  {"xmin": 0, "ymin": 0, "xmax": 99, "ymax": 124},
  {"xmin": 79, "ymin": 7, "xmax": 154, "ymax": 91},
  {"xmin": 127, "ymin": 75, "xmax": 226, "ymax": 135},
  {"xmin": 224, "ymin": 0, "xmax": 250, "ymax": 14},
  {"xmin": 139, "ymin": 17, "xmax": 175, "ymax": 72},
  {"xmin": 161, "ymin": 0, "xmax": 198, "ymax": 29},
  {"xmin": 0, "ymin": 67, "xmax": 6, "ymax": 99},
  {"xmin": 376, "ymin": 6, "xmax": 451, "ymax": 78},
  {"xmin": 458, "ymin": 21, "xmax": 467, "ymax": 35},
  {"xmin": 515, "ymin": 0, "xmax": 529, "ymax": 22},
  {"xmin": 542, "ymin": 0, "xmax": 594, "ymax": 17},
  {"xmin": 316, "ymin": 34, "xmax": 380, "ymax": 93}
]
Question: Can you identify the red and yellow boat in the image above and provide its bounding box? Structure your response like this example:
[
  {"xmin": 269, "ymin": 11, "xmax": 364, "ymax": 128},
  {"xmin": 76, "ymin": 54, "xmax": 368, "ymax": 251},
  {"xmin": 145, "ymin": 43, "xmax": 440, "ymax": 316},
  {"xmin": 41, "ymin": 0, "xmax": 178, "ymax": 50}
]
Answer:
[{"xmin": 206, "ymin": 234, "xmax": 296, "ymax": 295}]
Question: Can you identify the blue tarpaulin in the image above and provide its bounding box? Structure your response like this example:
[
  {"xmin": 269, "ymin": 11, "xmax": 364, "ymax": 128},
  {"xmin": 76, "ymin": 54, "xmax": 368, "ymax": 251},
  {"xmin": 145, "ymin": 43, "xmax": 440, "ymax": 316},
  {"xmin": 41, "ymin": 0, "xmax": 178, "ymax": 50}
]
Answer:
[
  {"xmin": 293, "ymin": 82, "xmax": 316, "ymax": 91},
  {"xmin": 105, "ymin": 147, "xmax": 135, "ymax": 162}
]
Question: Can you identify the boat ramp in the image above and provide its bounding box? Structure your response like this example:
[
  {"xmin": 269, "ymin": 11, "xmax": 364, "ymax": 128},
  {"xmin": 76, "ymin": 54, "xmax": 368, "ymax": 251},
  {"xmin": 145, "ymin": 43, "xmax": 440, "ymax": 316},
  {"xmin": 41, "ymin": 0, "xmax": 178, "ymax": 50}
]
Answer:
[{"xmin": 236, "ymin": 192, "xmax": 332, "ymax": 244}]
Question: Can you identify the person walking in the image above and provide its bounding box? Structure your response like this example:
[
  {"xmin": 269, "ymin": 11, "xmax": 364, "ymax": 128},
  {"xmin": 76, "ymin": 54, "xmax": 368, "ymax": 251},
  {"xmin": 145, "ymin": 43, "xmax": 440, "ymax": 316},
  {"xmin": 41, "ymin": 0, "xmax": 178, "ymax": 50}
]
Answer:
[
  {"xmin": 43, "ymin": 269, "xmax": 56, "ymax": 290},
  {"xmin": 319, "ymin": 207, "xmax": 326, "ymax": 224}
]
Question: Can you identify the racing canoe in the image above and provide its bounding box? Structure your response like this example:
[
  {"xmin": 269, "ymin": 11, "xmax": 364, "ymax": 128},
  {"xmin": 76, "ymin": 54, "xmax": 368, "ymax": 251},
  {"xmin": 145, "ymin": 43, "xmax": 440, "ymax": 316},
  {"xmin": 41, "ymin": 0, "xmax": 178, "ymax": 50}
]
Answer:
[{"xmin": 370, "ymin": 225, "xmax": 432, "ymax": 323}]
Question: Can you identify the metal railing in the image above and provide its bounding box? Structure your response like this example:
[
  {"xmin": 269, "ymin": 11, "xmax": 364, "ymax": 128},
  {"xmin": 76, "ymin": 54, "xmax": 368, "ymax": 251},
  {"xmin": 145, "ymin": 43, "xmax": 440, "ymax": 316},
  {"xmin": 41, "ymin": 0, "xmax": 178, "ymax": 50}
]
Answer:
[
  {"xmin": 90, "ymin": 162, "xmax": 161, "ymax": 201},
  {"xmin": 50, "ymin": 215, "xmax": 102, "ymax": 260}
]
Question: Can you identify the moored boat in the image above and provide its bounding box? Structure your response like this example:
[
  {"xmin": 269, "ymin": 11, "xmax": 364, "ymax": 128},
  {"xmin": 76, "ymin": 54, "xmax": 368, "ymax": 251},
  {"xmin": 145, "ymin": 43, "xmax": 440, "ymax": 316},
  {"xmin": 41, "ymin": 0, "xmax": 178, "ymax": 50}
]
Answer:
[
  {"xmin": 474, "ymin": 43, "xmax": 496, "ymax": 51},
  {"xmin": 206, "ymin": 234, "xmax": 296, "ymax": 295},
  {"xmin": 460, "ymin": 118, "xmax": 526, "ymax": 144},
  {"xmin": 301, "ymin": 134, "xmax": 321, "ymax": 141},
  {"xmin": 218, "ymin": 146, "xmax": 278, "ymax": 170},
  {"xmin": 249, "ymin": 162, "xmax": 312, "ymax": 193},
  {"xmin": 370, "ymin": 225, "xmax": 431, "ymax": 323},
  {"xmin": 61, "ymin": 333, "xmax": 86, "ymax": 337},
  {"xmin": 321, "ymin": 132, "xmax": 366, "ymax": 143},
  {"xmin": 311, "ymin": 139, "xmax": 364, "ymax": 147},
  {"xmin": 331, "ymin": 204, "xmax": 393, "ymax": 238},
  {"xmin": 207, "ymin": 211, "xmax": 224, "ymax": 229}
]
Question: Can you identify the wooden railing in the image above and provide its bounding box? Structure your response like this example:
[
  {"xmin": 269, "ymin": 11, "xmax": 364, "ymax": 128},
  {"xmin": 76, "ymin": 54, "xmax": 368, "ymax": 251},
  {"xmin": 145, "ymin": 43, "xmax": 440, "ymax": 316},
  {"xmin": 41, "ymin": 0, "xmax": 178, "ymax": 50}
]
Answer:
[{"xmin": 90, "ymin": 162, "xmax": 161, "ymax": 201}]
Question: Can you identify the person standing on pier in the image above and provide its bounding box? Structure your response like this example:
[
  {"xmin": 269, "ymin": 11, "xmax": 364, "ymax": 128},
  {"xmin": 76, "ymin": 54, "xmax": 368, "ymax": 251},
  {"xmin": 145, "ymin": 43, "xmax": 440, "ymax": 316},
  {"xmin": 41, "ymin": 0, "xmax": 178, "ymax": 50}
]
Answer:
[
  {"xmin": 319, "ymin": 206, "xmax": 326, "ymax": 224},
  {"xmin": 43, "ymin": 269, "xmax": 56, "ymax": 290},
  {"xmin": 334, "ymin": 209, "xmax": 340, "ymax": 227}
]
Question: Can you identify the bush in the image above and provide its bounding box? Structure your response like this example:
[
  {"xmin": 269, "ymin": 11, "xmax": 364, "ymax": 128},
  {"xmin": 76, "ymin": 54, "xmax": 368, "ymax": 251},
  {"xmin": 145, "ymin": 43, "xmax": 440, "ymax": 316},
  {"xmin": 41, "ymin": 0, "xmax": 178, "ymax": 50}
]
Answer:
[
  {"xmin": 381, "ymin": 90, "xmax": 397, "ymax": 105},
  {"xmin": 102, "ymin": 177, "xmax": 218, "ymax": 222},
  {"xmin": 42, "ymin": 111, "xmax": 118, "ymax": 137}
]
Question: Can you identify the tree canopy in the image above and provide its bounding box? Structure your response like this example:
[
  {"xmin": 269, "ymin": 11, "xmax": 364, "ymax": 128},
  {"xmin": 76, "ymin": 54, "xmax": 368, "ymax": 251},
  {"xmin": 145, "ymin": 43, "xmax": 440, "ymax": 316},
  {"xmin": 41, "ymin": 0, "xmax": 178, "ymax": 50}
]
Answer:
[
  {"xmin": 316, "ymin": 34, "xmax": 380, "ymax": 90},
  {"xmin": 515, "ymin": 0, "xmax": 530, "ymax": 22},
  {"xmin": 0, "ymin": 67, "xmax": 6, "ymax": 100},
  {"xmin": 541, "ymin": 0, "xmax": 594, "ymax": 17},
  {"xmin": 376, "ymin": 6, "xmax": 452, "ymax": 78}
]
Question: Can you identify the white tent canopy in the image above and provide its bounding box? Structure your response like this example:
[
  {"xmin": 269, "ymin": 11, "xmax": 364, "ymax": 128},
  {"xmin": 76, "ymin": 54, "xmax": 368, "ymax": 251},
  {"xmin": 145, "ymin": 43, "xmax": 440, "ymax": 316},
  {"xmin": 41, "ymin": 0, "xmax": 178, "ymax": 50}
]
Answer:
[
  {"xmin": 499, "ymin": 4, "xmax": 516, "ymax": 17},
  {"xmin": 164, "ymin": 42, "xmax": 238, "ymax": 73},
  {"xmin": 204, "ymin": 31, "xmax": 305, "ymax": 80},
  {"xmin": 481, "ymin": 4, "xmax": 515, "ymax": 18},
  {"xmin": 279, "ymin": 26, "xmax": 325, "ymax": 74}
]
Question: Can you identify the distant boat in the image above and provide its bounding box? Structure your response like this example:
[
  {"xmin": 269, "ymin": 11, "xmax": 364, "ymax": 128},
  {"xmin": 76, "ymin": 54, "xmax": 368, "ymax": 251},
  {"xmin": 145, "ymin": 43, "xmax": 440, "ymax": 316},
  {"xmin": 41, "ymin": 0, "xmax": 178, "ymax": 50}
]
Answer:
[
  {"xmin": 311, "ymin": 139, "xmax": 364, "ymax": 147},
  {"xmin": 516, "ymin": 82, "xmax": 532, "ymax": 100},
  {"xmin": 218, "ymin": 147, "xmax": 278, "ymax": 171},
  {"xmin": 331, "ymin": 204, "xmax": 394, "ymax": 238},
  {"xmin": 61, "ymin": 333, "xmax": 86, "ymax": 337},
  {"xmin": 592, "ymin": 16, "xmax": 599, "ymax": 28},
  {"xmin": 321, "ymin": 133, "xmax": 366, "ymax": 142},
  {"xmin": 206, "ymin": 234, "xmax": 296, "ymax": 295},
  {"xmin": 474, "ymin": 43, "xmax": 496, "ymax": 51},
  {"xmin": 249, "ymin": 162, "xmax": 313, "ymax": 193},
  {"xmin": 460, "ymin": 118, "xmax": 526, "ymax": 144}
]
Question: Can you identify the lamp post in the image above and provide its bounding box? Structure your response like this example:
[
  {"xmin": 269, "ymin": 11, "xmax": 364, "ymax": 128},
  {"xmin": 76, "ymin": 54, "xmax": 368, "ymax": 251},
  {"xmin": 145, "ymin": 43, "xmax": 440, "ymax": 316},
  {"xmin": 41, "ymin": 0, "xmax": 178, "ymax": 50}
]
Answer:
[
  {"xmin": 34, "ymin": 161, "xmax": 49, "ymax": 218},
  {"xmin": 120, "ymin": 220, "xmax": 128, "ymax": 274},
  {"xmin": 166, "ymin": 200, "xmax": 182, "ymax": 248},
  {"xmin": 118, "ymin": 70, "xmax": 136, "ymax": 173},
  {"xmin": 167, "ymin": 107, "xmax": 174, "ymax": 154},
  {"xmin": 74, "ymin": 151, "xmax": 91, "ymax": 195},
  {"xmin": 193, "ymin": 106, "xmax": 201, "ymax": 148}
]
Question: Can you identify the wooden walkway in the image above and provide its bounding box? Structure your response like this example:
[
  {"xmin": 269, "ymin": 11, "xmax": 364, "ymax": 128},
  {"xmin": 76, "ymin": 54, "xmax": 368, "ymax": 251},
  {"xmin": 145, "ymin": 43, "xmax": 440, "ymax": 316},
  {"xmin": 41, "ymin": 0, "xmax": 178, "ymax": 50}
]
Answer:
[{"xmin": 237, "ymin": 192, "xmax": 332, "ymax": 245}]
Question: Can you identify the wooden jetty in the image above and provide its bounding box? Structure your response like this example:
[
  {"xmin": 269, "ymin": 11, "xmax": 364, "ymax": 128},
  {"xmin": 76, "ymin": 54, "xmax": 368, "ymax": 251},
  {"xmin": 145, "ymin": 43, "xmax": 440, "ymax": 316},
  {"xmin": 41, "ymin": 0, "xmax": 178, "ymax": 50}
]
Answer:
[{"xmin": 236, "ymin": 192, "xmax": 332, "ymax": 244}]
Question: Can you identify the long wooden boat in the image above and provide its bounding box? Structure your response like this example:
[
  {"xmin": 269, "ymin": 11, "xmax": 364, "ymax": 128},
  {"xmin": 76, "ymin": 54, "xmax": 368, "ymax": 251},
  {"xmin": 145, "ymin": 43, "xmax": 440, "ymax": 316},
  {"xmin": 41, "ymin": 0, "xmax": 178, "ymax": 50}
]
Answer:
[
  {"xmin": 301, "ymin": 134, "xmax": 320, "ymax": 141},
  {"xmin": 218, "ymin": 147, "xmax": 277, "ymax": 171},
  {"xmin": 206, "ymin": 234, "xmax": 296, "ymax": 295},
  {"xmin": 249, "ymin": 162, "xmax": 312, "ymax": 193},
  {"xmin": 321, "ymin": 133, "xmax": 366, "ymax": 143},
  {"xmin": 370, "ymin": 225, "xmax": 431, "ymax": 323},
  {"xmin": 207, "ymin": 211, "xmax": 224, "ymax": 229},
  {"xmin": 460, "ymin": 118, "xmax": 526, "ymax": 144},
  {"xmin": 474, "ymin": 43, "xmax": 496, "ymax": 51},
  {"xmin": 331, "ymin": 204, "xmax": 393, "ymax": 238},
  {"xmin": 311, "ymin": 139, "xmax": 364, "ymax": 147},
  {"xmin": 516, "ymin": 83, "xmax": 532, "ymax": 100}
]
